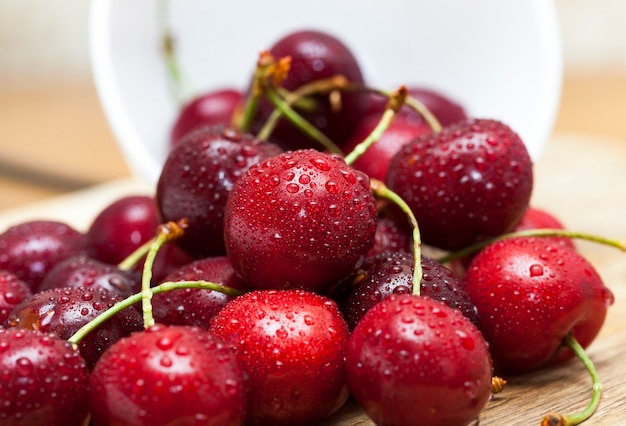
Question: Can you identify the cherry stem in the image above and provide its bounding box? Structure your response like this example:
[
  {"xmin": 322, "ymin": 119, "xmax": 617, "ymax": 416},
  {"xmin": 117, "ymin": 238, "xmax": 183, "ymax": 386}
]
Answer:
[
  {"xmin": 158, "ymin": 0, "xmax": 194, "ymax": 107},
  {"xmin": 236, "ymin": 51, "xmax": 282, "ymax": 133},
  {"xmin": 344, "ymin": 85, "xmax": 408, "ymax": 166},
  {"xmin": 262, "ymin": 86, "xmax": 343, "ymax": 154},
  {"xmin": 67, "ymin": 279, "xmax": 244, "ymax": 347},
  {"xmin": 116, "ymin": 238, "xmax": 154, "ymax": 271},
  {"xmin": 438, "ymin": 228, "xmax": 626, "ymax": 265},
  {"xmin": 340, "ymin": 83, "xmax": 443, "ymax": 134},
  {"xmin": 140, "ymin": 219, "xmax": 188, "ymax": 329},
  {"xmin": 370, "ymin": 178, "xmax": 422, "ymax": 294},
  {"xmin": 540, "ymin": 333, "xmax": 602, "ymax": 426},
  {"xmin": 257, "ymin": 74, "xmax": 350, "ymax": 140}
]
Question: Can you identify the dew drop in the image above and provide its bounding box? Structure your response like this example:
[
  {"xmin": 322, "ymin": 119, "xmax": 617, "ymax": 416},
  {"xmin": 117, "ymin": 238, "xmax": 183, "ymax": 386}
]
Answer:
[
  {"xmin": 15, "ymin": 357, "xmax": 33, "ymax": 376},
  {"xmin": 156, "ymin": 337, "xmax": 174, "ymax": 350},
  {"xmin": 310, "ymin": 157, "xmax": 331, "ymax": 171},
  {"xmin": 325, "ymin": 181, "xmax": 340, "ymax": 194},
  {"xmin": 529, "ymin": 264, "xmax": 544, "ymax": 277},
  {"xmin": 286, "ymin": 183, "xmax": 300, "ymax": 194},
  {"xmin": 160, "ymin": 356, "xmax": 173, "ymax": 368}
]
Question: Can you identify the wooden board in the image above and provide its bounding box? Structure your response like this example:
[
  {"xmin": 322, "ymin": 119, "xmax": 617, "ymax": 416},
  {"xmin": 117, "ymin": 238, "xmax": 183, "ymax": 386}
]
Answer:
[{"xmin": 0, "ymin": 132, "xmax": 625, "ymax": 425}]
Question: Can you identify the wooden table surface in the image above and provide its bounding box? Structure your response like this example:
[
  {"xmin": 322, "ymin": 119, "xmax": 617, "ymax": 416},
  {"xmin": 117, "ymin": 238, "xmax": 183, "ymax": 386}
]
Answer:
[{"xmin": 1, "ymin": 73, "xmax": 626, "ymax": 425}]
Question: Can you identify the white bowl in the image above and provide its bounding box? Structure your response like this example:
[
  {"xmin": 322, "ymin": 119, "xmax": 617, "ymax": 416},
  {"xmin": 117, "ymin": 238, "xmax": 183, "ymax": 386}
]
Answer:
[{"xmin": 90, "ymin": 0, "xmax": 563, "ymax": 184}]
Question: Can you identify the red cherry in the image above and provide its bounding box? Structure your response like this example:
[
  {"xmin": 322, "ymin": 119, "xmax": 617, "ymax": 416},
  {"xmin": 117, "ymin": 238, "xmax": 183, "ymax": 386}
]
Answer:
[
  {"xmin": 88, "ymin": 324, "xmax": 247, "ymax": 426},
  {"xmin": 462, "ymin": 237, "xmax": 614, "ymax": 373},
  {"xmin": 223, "ymin": 149, "xmax": 377, "ymax": 293},
  {"xmin": 250, "ymin": 29, "xmax": 367, "ymax": 150},
  {"xmin": 157, "ymin": 125, "xmax": 282, "ymax": 258},
  {"xmin": 345, "ymin": 294, "xmax": 493, "ymax": 426},
  {"xmin": 209, "ymin": 289, "xmax": 350, "ymax": 425},
  {"xmin": 6, "ymin": 287, "xmax": 143, "ymax": 369},
  {"xmin": 0, "ymin": 328, "xmax": 90, "ymax": 425},
  {"xmin": 0, "ymin": 220, "xmax": 87, "ymax": 290},
  {"xmin": 170, "ymin": 88, "xmax": 243, "ymax": 147},
  {"xmin": 386, "ymin": 118, "xmax": 533, "ymax": 251},
  {"xmin": 152, "ymin": 256, "xmax": 248, "ymax": 328}
]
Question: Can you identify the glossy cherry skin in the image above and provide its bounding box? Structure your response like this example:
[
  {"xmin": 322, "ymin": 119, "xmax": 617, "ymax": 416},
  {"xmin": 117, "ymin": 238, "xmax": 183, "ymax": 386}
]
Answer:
[
  {"xmin": 88, "ymin": 324, "xmax": 247, "ymax": 426},
  {"xmin": 36, "ymin": 254, "xmax": 141, "ymax": 297},
  {"xmin": 345, "ymin": 294, "xmax": 493, "ymax": 426},
  {"xmin": 170, "ymin": 88, "xmax": 244, "ymax": 147},
  {"xmin": 0, "ymin": 328, "xmax": 90, "ymax": 425},
  {"xmin": 0, "ymin": 270, "xmax": 32, "ymax": 324},
  {"xmin": 210, "ymin": 289, "xmax": 350, "ymax": 425},
  {"xmin": 0, "ymin": 220, "xmax": 87, "ymax": 291},
  {"xmin": 224, "ymin": 149, "xmax": 377, "ymax": 293},
  {"xmin": 5, "ymin": 287, "xmax": 143, "ymax": 369},
  {"xmin": 462, "ymin": 237, "xmax": 614, "ymax": 373},
  {"xmin": 386, "ymin": 118, "xmax": 533, "ymax": 251},
  {"xmin": 152, "ymin": 256, "xmax": 248, "ymax": 329},
  {"xmin": 250, "ymin": 29, "xmax": 367, "ymax": 151},
  {"xmin": 157, "ymin": 125, "xmax": 283, "ymax": 258}
]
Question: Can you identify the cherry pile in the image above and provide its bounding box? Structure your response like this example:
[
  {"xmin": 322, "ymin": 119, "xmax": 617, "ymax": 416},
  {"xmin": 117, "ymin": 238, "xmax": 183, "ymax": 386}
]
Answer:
[{"xmin": 0, "ymin": 28, "xmax": 622, "ymax": 426}]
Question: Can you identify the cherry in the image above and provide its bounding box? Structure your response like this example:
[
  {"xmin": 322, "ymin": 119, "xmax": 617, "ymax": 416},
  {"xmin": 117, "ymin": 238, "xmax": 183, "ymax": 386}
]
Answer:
[
  {"xmin": 345, "ymin": 294, "xmax": 493, "ymax": 426},
  {"xmin": 156, "ymin": 125, "xmax": 283, "ymax": 258},
  {"xmin": 86, "ymin": 194, "xmax": 193, "ymax": 283},
  {"xmin": 333, "ymin": 251, "xmax": 480, "ymax": 330},
  {"xmin": 170, "ymin": 88, "xmax": 244, "ymax": 147},
  {"xmin": 86, "ymin": 195, "xmax": 160, "ymax": 266},
  {"xmin": 0, "ymin": 220, "xmax": 87, "ymax": 290},
  {"xmin": 151, "ymin": 256, "xmax": 248, "ymax": 329},
  {"xmin": 249, "ymin": 29, "xmax": 367, "ymax": 150},
  {"xmin": 209, "ymin": 289, "xmax": 350, "ymax": 425},
  {"xmin": 386, "ymin": 118, "xmax": 534, "ymax": 251},
  {"xmin": 88, "ymin": 324, "xmax": 246, "ymax": 426},
  {"xmin": 36, "ymin": 254, "xmax": 141, "ymax": 297},
  {"xmin": 223, "ymin": 149, "xmax": 377, "ymax": 293},
  {"xmin": 5, "ymin": 286, "xmax": 143, "ymax": 368},
  {"xmin": 461, "ymin": 237, "xmax": 614, "ymax": 373},
  {"xmin": 0, "ymin": 271, "xmax": 32, "ymax": 328},
  {"xmin": 0, "ymin": 328, "xmax": 89, "ymax": 425}
]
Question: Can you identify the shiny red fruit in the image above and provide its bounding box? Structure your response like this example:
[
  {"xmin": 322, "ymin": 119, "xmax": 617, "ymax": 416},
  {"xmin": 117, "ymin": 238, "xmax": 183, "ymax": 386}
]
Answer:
[
  {"xmin": 0, "ymin": 328, "xmax": 89, "ymax": 425},
  {"xmin": 89, "ymin": 324, "xmax": 246, "ymax": 426},
  {"xmin": 224, "ymin": 149, "xmax": 377, "ymax": 293},
  {"xmin": 210, "ymin": 289, "xmax": 350, "ymax": 425},
  {"xmin": 345, "ymin": 294, "xmax": 493, "ymax": 426},
  {"xmin": 462, "ymin": 237, "xmax": 614, "ymax": 373}
]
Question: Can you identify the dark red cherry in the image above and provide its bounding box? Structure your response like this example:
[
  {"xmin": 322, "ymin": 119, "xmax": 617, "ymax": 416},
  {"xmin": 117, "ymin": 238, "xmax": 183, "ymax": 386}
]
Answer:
[
  {"xmin": 0, "ymin": 328, "xmax": 90, "ymax": 425},
  {"xmin": 250, "ymin": 29, "xmax": 367, "ymax": 151},
  {"xmin": 0, "ymin": 220, "xmax": 87, "ymax": 291},
  {"xmin": 170, "ymin": 88, "xmax": 244, "ymax": 147},
  {"xmin": 0, "ymin": 270, "xmax": 32, "ymax": 325}
]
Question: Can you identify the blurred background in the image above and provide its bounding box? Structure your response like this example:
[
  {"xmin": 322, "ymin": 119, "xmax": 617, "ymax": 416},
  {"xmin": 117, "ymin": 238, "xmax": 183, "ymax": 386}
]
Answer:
[{"xmin": 1, "ymin": 0, "xmax": 625, "ymax": 210}]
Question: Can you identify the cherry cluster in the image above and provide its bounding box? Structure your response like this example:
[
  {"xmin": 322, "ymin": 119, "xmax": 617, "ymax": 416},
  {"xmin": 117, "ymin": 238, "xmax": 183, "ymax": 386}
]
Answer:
[{"xmin": 0, "ymin": 29, "xmax": 620, "ymax": 426}]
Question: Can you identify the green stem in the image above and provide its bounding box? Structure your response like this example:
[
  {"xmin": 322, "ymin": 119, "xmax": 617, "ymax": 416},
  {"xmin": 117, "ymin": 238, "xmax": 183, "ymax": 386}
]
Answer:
[
  {"xmin": 264, "ymin": 87, "xmax": 343, "ymax": 154},
  {"xmin": 158, "ymin": 0, "xmax": 194, "ymax": 107},
  {"xmin": 540, "ymin": 334, "xmax": 602, "ymax": 426},
  {"xmin": 67, "ymin": 280, "xmax": 244, "ymax": 346},
  {"xmin": 370, "ymin": 179, "xmax": 422, "ymax": 294},
  {"xmin": 116, "ymin": 238, "xmax": 154, "ymax": 271},
  {"xmin": 140, "ymin": 233, "xmax": 166, "ymax": 328},
  {"xmin": 257, "ymin": 75, "xmax": 349, "ymax": 140},
  {"xmin": 344, "ymin": 86, "xmax": 408, "ymax": 166},
  {"xmin": 438, "ymin": 228, "xmax": 626, "ymax": 265}
]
